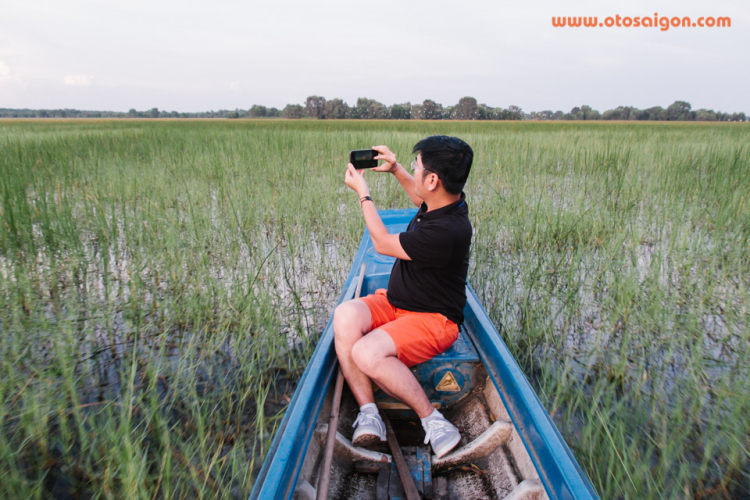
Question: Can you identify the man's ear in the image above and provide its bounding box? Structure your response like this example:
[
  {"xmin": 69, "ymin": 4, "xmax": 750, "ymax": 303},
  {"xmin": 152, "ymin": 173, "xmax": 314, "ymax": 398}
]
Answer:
[{"xmin": 427, "ymin": 173, "xmax": 440, "ymax": 192}]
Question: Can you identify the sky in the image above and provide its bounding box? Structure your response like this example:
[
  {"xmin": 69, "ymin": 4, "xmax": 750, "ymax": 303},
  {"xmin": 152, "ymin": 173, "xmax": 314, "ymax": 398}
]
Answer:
[{"xmin": 1, "ymin": 0, "xmax": 748, "ymax": 114}]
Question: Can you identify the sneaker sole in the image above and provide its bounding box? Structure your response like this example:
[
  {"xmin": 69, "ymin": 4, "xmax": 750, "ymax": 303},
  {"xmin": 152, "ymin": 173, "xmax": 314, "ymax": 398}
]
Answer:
[
  {"xmin": 352, "ymin": 433, "xmax": 385, "ymax": 447},
  {"xmin": 433, "ymin": 433, "xmax": 461, "ymax": 459}
]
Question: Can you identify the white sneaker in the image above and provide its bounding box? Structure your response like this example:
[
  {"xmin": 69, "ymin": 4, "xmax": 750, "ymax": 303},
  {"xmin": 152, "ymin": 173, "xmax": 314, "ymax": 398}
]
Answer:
[
  {"xmin": 424, "ymin": 417, "xmax": 461, "ymax": 458},
  {"xmin": 352, "ymin": 411, "xmax": 387, "ymax": 447}
]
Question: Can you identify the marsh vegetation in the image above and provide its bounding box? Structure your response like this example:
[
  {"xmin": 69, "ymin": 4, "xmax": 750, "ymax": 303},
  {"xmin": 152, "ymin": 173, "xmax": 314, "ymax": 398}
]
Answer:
[{"xmin": 0, "ymin": 120, "xmax": 748, "ymax": 498}]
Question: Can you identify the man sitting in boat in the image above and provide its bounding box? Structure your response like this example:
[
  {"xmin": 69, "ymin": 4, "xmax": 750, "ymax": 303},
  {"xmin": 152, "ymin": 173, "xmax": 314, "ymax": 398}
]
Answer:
[{"xmin": 337, "ymin": 135, "xmax": 473, "ymax": 459}]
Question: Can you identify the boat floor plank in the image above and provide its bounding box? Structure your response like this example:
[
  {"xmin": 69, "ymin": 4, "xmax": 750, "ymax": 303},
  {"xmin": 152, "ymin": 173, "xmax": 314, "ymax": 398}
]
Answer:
[
  {"xmin": 388, "ymin": 461, "xmax": 405, "ymax": 499},
  {"xmin": 336, "ymin": 472, "xmax": 378, "ymax": 500},
  {"xmin": 403, "ymin": 448, "xmax": 423, "ymax": 498},
  {"xmin": 376, "ymin": 464, "xmax": 390, "ymax": 500},
  {"xmin": 416, "ymin": 446, "xmax": 432, "ymax": 499}
]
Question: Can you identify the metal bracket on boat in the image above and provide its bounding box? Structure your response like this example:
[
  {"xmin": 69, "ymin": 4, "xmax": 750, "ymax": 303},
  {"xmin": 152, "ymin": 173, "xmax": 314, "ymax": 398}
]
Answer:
[
  {"xmin": 431, "ymin": 420, "xmax": 514, "ymax": 471},
  {"xmin": 314, "ymin": 424, "xmax": 392, "ymax": 463}
]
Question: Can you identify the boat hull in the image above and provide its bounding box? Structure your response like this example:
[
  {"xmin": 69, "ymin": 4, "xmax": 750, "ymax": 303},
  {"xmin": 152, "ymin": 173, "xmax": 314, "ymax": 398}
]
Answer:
[{"xmin": 250, "ymin": 209, "xmax": 598, "ymax": 500}]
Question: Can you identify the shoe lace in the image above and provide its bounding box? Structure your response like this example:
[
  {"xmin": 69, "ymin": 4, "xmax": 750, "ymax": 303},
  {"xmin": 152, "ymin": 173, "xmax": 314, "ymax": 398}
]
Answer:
[
  {"xmin": 353, "ymin": 412, "xmax": 382, "ymax": 430},
  {"xmin": 423, "ymin": 418, "xmax": 454, "ymax": 445}
]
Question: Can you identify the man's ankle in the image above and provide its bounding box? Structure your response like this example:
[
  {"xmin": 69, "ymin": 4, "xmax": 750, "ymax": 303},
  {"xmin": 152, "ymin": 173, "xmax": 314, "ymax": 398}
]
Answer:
[
  {"xmin": 420, "ymin": 408, "xmax": 444, "ymax": 429},
  {"xmin": 359, "ymin": 402, "xmax": 378, "ymax": 415}
]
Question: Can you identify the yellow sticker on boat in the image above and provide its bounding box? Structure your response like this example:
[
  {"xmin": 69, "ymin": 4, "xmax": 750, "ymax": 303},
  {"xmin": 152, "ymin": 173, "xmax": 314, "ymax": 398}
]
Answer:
[{"xmin": 436, "ymin": 371, "xmax": 461, "ymax": 392}]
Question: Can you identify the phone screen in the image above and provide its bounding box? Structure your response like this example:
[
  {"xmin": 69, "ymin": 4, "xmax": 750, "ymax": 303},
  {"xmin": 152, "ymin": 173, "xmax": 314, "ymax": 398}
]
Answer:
[
  {"xmin": 352, "ymin": 150, "xmax": 376, "ymax": 162},
  {"xmin": 350, "ymin": 149, "xmax": 378, "ymax": 168}
]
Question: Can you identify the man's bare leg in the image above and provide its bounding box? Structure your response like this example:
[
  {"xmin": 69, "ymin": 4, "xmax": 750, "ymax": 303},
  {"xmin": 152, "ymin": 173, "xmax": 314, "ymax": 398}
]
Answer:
[
  {"xmin": 333, "ymin": 300, "xmax": 433, "ymax": 417},
  {"xmin": 351, "ymin": 329, "xmax": 434, "ymax": 418},
  {"xmin": 332, "ymin": 299, "xmax": 376, "ymax": 406},
  {"xmin": 353, "ymin": 331, "xmax": 462, "ymax": 458},
  {"xmin": 334, "ymin": 301, "xmax": 459, "ymax": 455}
]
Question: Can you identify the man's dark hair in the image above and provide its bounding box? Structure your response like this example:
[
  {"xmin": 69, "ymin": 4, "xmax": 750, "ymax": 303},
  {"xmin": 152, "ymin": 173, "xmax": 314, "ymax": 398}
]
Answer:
[{"xmin": 412, "ymin": 135, "xmax": 473, "ymax": 195}]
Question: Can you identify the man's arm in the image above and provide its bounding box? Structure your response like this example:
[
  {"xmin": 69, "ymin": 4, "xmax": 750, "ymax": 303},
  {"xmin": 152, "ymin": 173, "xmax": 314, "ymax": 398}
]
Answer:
[
  {"xmin": 345, "ymin": 164, "xmax": 411, "ymax": 260},
  {"xmin": 372, "ymin": 146, "xmax": 422, "ymax": 207},
  {"xmin": 390, "ymin": 164, "xmax": 422, "ymax": 207},
  {"xmin": 360, "ymin": 197, "xmax": 411, "ymax": 260}
]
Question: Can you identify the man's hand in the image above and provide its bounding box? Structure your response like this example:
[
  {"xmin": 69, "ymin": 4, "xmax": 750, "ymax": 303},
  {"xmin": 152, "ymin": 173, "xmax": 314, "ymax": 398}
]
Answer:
[
  {"xmin": 344, "ymin": 163, "xmax": 370, "ymax": 198},
  {"xmin": 372, "ymin": 145, "xmax": 399, "ymax": 173}
]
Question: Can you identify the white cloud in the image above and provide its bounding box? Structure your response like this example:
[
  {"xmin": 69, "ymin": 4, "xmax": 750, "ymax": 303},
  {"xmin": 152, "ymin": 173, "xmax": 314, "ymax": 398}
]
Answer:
[
  {"xmin": 63, "ymin": 75, "xmax": 93, "ymax": 86},
  {"xmin": 0, "ymin": 60, "xmax": 24, "ymax": 87},
  {"xmin": 0, "ymin": 60, "xmax": 15, "ymax": 82},
  {"xmin": 229, "ymin": 81, "xmax": 241, "ymax": 92}
]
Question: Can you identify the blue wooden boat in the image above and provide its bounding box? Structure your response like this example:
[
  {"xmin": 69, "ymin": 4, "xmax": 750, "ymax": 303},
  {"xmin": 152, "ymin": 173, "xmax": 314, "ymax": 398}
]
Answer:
[{"xmin": 250, "ymin": 209, "xmax": 599, "ymax": 500}]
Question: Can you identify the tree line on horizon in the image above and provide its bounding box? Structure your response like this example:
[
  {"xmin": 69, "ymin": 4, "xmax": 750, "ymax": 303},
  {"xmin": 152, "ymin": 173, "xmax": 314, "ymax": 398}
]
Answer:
[{"xmin": 1, "ymin": 96, "xmax": 746, "ymax": 122}]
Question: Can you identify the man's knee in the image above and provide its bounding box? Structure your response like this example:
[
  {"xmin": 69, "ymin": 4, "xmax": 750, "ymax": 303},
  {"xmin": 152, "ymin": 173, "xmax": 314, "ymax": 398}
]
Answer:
[
  {"xmin": 351, "ymin": 329, "xmax": 397, "ymax": 375},
  {"xmin": 333, "ymin": 302, "xmax": 355, "ymax": 339},
  {"xmin": 333, "ymin": 300, "xmax": 370, "ymax": 342},
  {"xmin": 351, "ymin": 339, "xmax": 375, "ymax": 374}
]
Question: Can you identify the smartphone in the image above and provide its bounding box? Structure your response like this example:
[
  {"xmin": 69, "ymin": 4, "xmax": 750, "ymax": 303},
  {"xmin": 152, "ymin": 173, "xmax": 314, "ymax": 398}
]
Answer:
[{"xmin": 350, "ymin": 149, "xmax": 379, "ymax": 169}]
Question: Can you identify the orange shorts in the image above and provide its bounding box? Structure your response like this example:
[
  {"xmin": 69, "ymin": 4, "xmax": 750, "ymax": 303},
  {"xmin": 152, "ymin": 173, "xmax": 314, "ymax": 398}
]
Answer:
[{"xmin": 357, "ymin": 289, "xmax": 459, "ymax": 367}]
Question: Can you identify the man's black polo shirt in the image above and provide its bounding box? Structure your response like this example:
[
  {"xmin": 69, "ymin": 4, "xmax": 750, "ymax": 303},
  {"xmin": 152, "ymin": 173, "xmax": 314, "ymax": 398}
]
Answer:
[{"xmin": 386, "ymin": 192, "xmax": 472, "ymax": 325}]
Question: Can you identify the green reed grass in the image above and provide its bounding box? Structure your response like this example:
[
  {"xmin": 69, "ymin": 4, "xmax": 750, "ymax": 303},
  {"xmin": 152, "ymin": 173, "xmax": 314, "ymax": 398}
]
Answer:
[{"xmin": 0, "ymin": 119, "xmax": 748, "ymax": 498}]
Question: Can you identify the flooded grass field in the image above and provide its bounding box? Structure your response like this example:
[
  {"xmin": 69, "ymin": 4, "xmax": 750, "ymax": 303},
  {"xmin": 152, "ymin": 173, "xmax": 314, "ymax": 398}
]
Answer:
[{"xmin": 0, "ymin": 119, "xmax": 748, "ymax": 499}]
